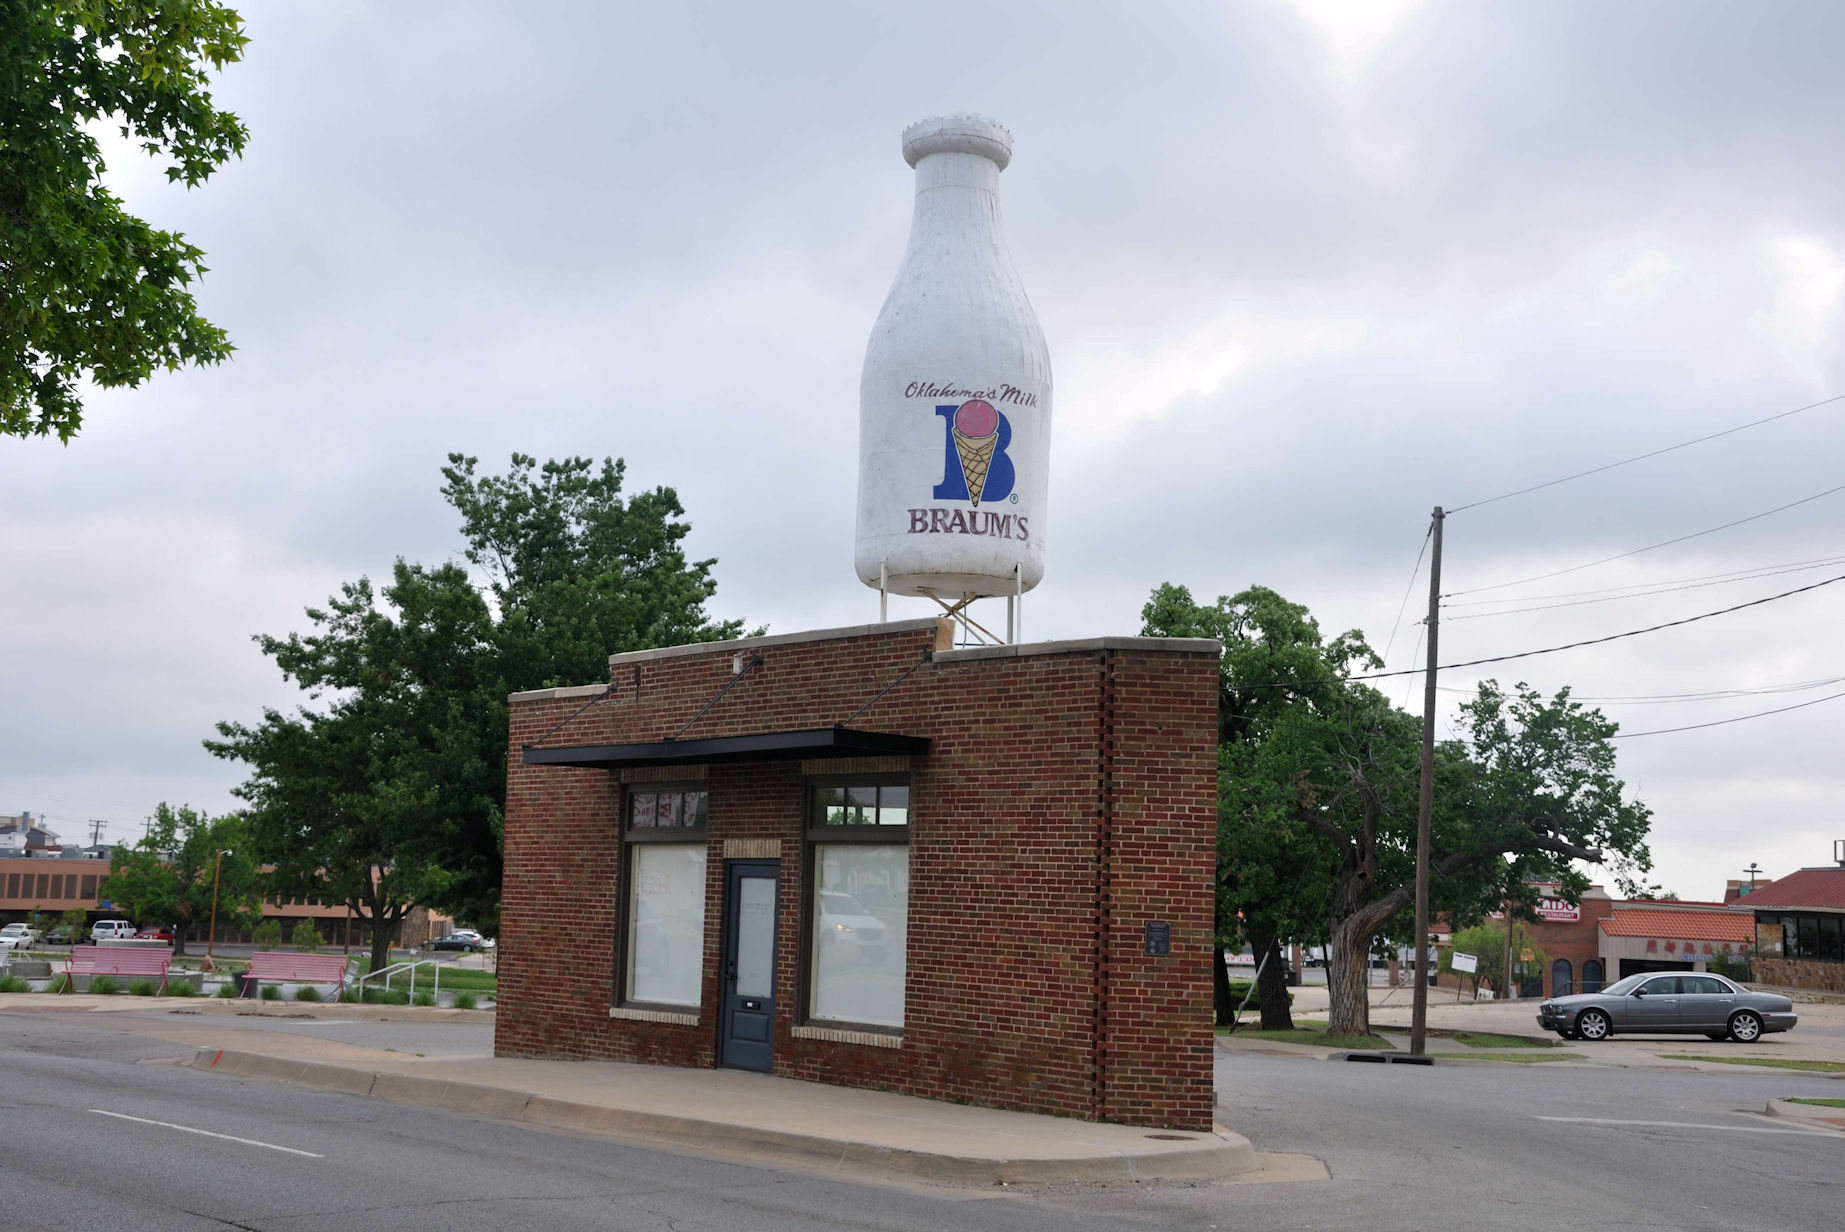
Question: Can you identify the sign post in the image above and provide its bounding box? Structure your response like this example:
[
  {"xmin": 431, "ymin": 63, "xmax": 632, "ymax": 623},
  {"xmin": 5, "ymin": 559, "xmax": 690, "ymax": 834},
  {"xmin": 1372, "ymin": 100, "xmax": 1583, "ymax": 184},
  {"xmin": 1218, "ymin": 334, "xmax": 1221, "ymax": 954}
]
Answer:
[{"xmin": 1451, "ymin": 951, "xmax": 1478, "ymax": 1002}]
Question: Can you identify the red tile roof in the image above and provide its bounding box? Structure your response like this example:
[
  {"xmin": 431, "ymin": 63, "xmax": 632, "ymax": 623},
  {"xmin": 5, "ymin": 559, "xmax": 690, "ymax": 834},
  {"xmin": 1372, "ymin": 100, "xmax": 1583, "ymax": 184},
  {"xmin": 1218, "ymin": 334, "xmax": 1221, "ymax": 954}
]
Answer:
[
  {"xmin": 1598, "ymin": 907, "xmax": 1754, "ymax": 942},
  {"xmin": 1736, "ymin": 867, "xmax": 1845, "ymax": 913}
]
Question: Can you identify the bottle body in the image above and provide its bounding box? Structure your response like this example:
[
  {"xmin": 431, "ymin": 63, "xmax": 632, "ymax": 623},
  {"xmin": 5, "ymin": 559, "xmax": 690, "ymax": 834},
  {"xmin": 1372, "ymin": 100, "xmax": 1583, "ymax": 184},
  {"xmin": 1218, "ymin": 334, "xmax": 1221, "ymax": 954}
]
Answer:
[{"xmin": 855, "ymin": 118, "xmax": 1051, "ymax": 599}]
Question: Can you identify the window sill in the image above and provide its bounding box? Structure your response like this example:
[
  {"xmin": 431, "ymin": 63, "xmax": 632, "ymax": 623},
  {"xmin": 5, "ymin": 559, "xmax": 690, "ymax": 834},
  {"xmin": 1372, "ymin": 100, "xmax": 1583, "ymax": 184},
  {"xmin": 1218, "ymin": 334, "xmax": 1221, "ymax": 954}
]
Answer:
[
  {"xmin": 609, "ymin": 1005, "xmax": 700, "ymax": 1026},
  {"xmin": 792, "ymin": 1023, "xmax": 903, "ymax": 1049}
]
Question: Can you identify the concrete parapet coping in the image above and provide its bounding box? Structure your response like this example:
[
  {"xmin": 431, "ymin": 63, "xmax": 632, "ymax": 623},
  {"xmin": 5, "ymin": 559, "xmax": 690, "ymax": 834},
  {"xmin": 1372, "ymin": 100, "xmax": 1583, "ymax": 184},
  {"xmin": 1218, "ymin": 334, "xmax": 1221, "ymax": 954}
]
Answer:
[
  {"xmin": 935, "ymin": 635, "xmax": 1222, "ymax": 663},
  {"xmin": 186, "ymin": 1046, "xmax": 1256, "ymax": 1184},
  {"xmin": 606, "ymin": 619, "xmax": 941, "ymax": 671}
]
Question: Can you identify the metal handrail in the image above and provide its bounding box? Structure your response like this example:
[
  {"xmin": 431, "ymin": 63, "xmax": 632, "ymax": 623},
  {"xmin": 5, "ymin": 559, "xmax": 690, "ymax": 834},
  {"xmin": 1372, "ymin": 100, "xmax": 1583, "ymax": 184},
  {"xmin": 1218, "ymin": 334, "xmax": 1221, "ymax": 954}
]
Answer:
[{"xmin": 354, "ymin": 958, "xmax": 442, "ymax": 1000}]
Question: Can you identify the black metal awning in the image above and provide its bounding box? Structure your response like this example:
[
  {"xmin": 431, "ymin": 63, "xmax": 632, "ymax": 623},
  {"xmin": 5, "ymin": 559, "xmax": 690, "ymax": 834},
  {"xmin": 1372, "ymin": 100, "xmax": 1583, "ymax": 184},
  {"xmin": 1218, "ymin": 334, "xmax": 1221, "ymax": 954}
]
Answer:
[{"xmin": 521, "ymin": 726, "xmax": 929, "ymax": 769}]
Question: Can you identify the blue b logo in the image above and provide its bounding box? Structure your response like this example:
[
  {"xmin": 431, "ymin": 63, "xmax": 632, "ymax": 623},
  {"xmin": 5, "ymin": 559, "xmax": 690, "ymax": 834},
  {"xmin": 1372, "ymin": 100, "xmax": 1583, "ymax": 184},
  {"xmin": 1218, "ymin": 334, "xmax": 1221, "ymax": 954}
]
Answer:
[{"xmin": 932, "ymin": 402, "xmax": 1015, "ymax": 503}]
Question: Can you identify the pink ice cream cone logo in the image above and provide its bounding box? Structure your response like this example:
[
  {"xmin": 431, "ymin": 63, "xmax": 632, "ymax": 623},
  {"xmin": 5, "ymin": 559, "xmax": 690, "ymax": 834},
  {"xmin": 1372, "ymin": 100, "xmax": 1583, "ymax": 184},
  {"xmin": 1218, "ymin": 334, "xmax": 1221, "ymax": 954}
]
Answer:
[{"xmin": 951, "ymin": 399, "xmax": 1000, "ymax": 507}]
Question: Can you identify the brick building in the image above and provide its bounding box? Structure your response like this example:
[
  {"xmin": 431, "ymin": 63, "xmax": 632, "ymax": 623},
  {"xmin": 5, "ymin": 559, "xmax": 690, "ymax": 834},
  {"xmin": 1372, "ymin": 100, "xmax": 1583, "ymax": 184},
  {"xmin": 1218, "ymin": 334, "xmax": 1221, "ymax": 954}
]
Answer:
[
  {"xmin": 1741, "ymin": 858, "xmax": 1845, "ymax": 992},
  {"xmin": 497, "ymin": 617, "xmax": 1220, "ymax": 1132}
]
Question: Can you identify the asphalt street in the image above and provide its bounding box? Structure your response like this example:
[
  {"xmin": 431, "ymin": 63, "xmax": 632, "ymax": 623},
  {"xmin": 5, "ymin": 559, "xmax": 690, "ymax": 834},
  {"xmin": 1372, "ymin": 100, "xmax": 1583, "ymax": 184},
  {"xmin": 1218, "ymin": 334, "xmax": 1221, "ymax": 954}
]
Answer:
[{"xmin": 2, "ymin": 1011, "xmax": 1841, "ymax": 1231}]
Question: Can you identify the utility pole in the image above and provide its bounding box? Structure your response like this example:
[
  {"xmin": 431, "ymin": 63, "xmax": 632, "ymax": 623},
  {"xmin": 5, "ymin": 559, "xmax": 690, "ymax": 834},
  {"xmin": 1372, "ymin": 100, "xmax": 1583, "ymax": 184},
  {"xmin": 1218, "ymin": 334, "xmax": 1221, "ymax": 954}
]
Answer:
[{"xmin": 1410, "ymin": 507, "xmax": 1444, "ymax": 1056}]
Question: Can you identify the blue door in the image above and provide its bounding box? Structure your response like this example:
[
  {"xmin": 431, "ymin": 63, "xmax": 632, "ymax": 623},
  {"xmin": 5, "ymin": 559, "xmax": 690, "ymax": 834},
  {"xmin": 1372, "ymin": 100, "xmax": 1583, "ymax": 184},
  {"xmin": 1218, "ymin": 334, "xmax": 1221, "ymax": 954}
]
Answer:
[{"xmin": 719, "ymin": 860, "xmax": 779, "ymax": 1072}]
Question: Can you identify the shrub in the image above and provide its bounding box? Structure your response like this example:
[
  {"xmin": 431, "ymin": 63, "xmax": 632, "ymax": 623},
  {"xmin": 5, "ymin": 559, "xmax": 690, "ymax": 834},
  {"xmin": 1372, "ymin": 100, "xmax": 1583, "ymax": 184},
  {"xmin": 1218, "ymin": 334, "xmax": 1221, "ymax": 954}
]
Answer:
[
  {"xmin": 0, "ymin": 975, "xmax": 30, "ymax": 993},
  {"xmin": 412, "ymin": 990, "xmax": 435, "ymax": 1007},
  {"xmin": 361, "ymin": 986, "xmax": 409, "ymax": 1006},
  {"xmin": 89, "ymin": 975, "xmax": 119, "ymax": 995},
  {"xmin": 1710, "ymin": 952, "xmax": 1754, "ymax": 983},
  {"xmin": 251, "ymin": 920, "xmax": 284, "ymax": 950},
  {"xmin": 47, "ymin": 974, "xmax": 71, "ymax": 994},
  {"xmin": 167, "ymin": 980, "xmax": 199, "ymax": 998},
  {"xmin": 216, "ymin": 982, "xmax": 240, "ymax": 998},
  {"xmin": 259, "ymin": 983, "xmax": 282, "ymax": 1001},
  {"xmin": 128, "ymin": 979, "xmax": 156, "ymax": 997},
  {"xmin": 453, "ymin": 991, "xmax": 478, "ymax": 1011},
  {"xmin": 294, "ymin": 985, "xmax": 322, "ymax": 1003},
  {"xmin": 289, "ymin": 920, "xmax": 323, "ymax": 954}
]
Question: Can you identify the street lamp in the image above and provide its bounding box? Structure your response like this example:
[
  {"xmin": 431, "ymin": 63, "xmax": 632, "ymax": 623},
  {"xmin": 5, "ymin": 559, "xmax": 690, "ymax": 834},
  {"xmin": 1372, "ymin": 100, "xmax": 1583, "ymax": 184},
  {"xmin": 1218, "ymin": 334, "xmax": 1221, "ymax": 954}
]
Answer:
[
  {"xmin": 203, "ymin": 849, "xmax": 233, "ymax": 973},
  {"xmin": 1743, "ymin": 862, "xmax": 1762, "ymax": 896}
]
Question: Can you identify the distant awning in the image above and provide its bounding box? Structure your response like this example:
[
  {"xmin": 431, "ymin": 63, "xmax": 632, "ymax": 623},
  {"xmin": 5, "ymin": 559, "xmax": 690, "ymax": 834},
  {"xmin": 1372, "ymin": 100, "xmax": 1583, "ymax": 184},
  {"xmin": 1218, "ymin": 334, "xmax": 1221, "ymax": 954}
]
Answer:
[{"xmin": 521, "ymin": 726, "xmax": 929, "ymax": 769}]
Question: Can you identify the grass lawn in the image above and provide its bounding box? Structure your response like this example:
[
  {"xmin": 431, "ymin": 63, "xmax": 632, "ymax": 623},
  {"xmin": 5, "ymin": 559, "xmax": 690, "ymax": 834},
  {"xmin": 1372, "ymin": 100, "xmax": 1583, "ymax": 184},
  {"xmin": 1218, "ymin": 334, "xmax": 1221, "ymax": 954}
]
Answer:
[
  {"xmin": 1788, "ymin": 1097, "xmax": 1845, "ymax": 1108},
  {"xmin": 1449, "ymin": 1031, "xmax": 1556, "ymax": 1049},
  {"xmin": 1449, "ymin": 1050, "xmax": 1577, "ymax": 1064},
  {"xmin": 1218, "ymin": 1020, "xmax": 1394, "ymax": 1050},
  {"xmin": 1661, "ymin": 1054, "xmax": 1845, "ymax": 1073}
]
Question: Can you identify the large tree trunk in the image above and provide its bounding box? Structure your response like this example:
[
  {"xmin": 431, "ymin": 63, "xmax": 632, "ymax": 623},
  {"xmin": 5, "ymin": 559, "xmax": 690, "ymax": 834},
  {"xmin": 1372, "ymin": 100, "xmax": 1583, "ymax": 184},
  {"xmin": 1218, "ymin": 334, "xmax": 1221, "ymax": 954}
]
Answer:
[
  {"xmin": 1212, "ymin": 944, "xmax": 1234, "ymax": 1026},
  {"xmin": 368, "ymin": 913, "xmax": 397, "ymax": 979},
  {"xmin": 1326, "ymin": 913, "xmax": 1373, "ymax": 1037},
  {"xmin": 1251, "ymin": 929, "xmax": 1294, "ymax": 1030}
]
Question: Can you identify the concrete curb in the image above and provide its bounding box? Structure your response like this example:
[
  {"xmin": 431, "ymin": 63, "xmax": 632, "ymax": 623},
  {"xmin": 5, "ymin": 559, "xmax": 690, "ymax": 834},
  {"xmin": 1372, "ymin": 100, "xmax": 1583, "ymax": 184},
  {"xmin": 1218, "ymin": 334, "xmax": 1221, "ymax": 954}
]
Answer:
[
  {"xmin": 186, "ymin": 1048, "xmax": 1257, "ymax": 1184},
  {"xmin": 1764, "ymin": 1097, "xmax": 1845, "ymax": 1133}
]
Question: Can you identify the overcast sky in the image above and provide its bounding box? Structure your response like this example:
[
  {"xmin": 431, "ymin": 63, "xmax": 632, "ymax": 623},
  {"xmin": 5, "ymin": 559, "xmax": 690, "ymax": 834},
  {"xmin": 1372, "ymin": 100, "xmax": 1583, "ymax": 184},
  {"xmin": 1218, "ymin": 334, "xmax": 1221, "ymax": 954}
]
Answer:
[{"xmin": 5, "ymin": 1, "xmax": 1842, "ymax": 901}]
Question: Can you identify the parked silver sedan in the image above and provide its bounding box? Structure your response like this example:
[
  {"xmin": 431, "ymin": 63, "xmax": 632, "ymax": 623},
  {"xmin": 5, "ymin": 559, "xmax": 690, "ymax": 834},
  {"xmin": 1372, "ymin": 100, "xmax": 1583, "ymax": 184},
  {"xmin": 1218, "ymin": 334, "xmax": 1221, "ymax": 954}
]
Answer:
[{"xmin": 1536, "ymin": 972, "xmax": 1797, "ymax": 1042}]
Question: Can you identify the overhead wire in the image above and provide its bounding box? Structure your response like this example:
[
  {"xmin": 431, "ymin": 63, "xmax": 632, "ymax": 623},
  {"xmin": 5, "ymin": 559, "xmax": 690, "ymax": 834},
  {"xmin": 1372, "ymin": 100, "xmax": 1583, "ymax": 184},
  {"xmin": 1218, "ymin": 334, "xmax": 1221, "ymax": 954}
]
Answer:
[
  {"xmin": 1443, "ymin": 552, "xmax": 1845, "ymax": 607},
  {"xmin": 1444, "ymin": 556, "xmax": 1845, "ymax": 620},
  {"xmin": 1443, "ymin": 479, "xmax": 1845, "ymax": 598},
  {"xmin": 1609, "ymin": 688, "xmax": 1845, "ymax": 739},
  {"xmin": 1446, "ymin": 391, "xmax": 1845, "ymax": 515},
  {"xmin": 1437, "ymin": 675, "xmax": 1845, "ymax": 705},
  {"xmin": 1237, "ymin": 569, "xmax": 1845, "ymax": 690},
  {"xmin": 1381, "ymin": 521, "xmax": 1434, "ymax": 664}
]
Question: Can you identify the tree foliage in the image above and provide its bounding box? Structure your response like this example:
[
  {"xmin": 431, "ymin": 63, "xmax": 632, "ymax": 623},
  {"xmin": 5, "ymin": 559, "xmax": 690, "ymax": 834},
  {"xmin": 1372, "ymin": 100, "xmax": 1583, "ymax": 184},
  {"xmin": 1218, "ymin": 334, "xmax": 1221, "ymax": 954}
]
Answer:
[
  {"xmin": 1442, "ymin": 921, "xmax": 1548, "ymax": 994},
  {"xmin": 1144, "ymin": 582, "xmax": 1653, "ymax": 1036},
  {"xmin": 209, "ymin": 453, "xmax": 746, "ymax": 965},
  {"xmin": 1, "ymin": 0, "xmax": 249, "ymax": 440},
  {"xmin": 98, "ymin": 803, "xmax": 258, "ymax": 955}
]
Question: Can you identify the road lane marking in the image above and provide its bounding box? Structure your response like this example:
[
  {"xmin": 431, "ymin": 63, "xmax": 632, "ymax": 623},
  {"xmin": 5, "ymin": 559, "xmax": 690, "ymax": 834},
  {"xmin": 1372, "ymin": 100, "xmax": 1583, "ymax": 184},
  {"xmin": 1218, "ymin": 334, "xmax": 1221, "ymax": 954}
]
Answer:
[
  {"xmin": 1533, "ymin": 1116, "xmax": 1834, "ymax": 1138},
  {"xmin": 89, "ymin": 1109, "xmax": 325, "ymax": 1157}
]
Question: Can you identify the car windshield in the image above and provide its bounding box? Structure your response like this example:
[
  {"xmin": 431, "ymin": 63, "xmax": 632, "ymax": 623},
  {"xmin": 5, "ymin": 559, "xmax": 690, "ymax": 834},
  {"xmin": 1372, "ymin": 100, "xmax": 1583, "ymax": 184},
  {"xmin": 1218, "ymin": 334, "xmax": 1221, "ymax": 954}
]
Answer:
[{"xmin": 1600, "ymin": 974, "xmax": 1650, "ymax": 996}]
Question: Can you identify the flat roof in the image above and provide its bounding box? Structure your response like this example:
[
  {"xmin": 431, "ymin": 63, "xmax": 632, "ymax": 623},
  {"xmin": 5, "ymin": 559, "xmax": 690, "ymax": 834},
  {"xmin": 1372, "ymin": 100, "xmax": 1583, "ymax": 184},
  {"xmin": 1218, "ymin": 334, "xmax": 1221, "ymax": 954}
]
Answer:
[{"xmin": 522, "ymin": 726, "xmax": 930, "ymax": 769}]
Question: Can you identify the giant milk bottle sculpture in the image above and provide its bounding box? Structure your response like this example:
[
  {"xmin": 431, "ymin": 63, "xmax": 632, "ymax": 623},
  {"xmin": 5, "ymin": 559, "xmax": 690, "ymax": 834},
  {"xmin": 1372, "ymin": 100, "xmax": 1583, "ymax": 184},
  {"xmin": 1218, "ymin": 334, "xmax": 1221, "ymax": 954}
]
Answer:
[{"xmin": 855, "ymin": 116, "xmax": 1052, "ymax": 612}]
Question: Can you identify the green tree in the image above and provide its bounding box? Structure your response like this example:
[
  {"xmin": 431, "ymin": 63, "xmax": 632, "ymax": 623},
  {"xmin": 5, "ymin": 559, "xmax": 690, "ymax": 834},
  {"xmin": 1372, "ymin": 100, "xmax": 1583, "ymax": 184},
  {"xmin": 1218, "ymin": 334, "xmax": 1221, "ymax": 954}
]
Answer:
[
  {"xmin": 58, "ymin": 907, "xmax": 88, "ymax": 944},
  {"xmin": 288, "ymin": 919, "xmax": 322, "ymax": 953},
  {"xmin": 209, "ymin": 453, "xmax": 747, "ymax": 969},
  {"xmin": 99, "ymin": 804, "xmax": 258, "ymax": 955},
  {"xmin": 1442, "ymin": 921, "xmax": 1549, "ymax": 996},
  {"xmin": 1142, "ymin": 583, "xmax": 1379, "ymax": 1029},
  {"xmin": 1145, "ymin": 583, "xmax": 1654, "ymax": 1037},
  {"xmin": 1, "ymin": 0, "xmax": 249, "ymax": 441}
]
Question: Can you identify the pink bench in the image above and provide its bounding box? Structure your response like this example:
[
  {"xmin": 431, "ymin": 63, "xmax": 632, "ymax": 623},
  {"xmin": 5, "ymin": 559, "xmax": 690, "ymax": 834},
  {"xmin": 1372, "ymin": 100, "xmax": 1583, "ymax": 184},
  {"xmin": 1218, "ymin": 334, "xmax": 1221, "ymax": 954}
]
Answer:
[
  {"xmin": 246, "ymin": 951, "xmax": 352, "ymax": 996},
  {"xmin": 66, "ymin": 946, "xmax": 173, "ymax": 993}
]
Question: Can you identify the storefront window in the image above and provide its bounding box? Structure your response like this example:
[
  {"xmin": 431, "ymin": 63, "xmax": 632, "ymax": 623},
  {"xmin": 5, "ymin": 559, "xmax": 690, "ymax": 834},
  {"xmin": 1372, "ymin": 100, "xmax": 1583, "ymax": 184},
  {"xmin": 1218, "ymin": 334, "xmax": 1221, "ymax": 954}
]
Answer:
[
  {"xmin": 622, "ymin": 785, "xmax": 709, "ymax": 1008},
  {"xmin": 806, "ymin": 779, "xmax": 908, "ymax": 1030}
]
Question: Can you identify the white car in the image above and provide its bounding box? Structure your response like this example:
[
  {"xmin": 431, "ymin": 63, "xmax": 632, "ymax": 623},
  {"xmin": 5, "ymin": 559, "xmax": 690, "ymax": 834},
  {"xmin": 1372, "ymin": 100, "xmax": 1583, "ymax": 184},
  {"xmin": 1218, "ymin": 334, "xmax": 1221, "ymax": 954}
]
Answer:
[
  {"xmin": 91, "ymin": 920, "xmax": 135, "ymax": 943},
  {"xmin": 0, "ymin": 924, "xmax": 40, "ymax": 950}
]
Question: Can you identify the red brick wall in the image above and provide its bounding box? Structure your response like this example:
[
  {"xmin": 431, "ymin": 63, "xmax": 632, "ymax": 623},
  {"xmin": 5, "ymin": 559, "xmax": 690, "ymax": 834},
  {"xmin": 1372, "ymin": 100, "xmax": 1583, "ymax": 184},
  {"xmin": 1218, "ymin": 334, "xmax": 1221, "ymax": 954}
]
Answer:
[{"xmin": 495, "ymin": 623, "xmax": 1218, "ymax": 1131}]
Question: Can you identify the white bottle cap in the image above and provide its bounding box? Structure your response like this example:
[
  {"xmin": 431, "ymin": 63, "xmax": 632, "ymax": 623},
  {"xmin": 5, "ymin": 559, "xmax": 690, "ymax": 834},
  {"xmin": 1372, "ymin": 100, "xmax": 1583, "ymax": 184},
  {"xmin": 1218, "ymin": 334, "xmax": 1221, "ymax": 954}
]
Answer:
[{"xmin": 900, "ymin": 115, "xmax": 1013, "ymax": 171}]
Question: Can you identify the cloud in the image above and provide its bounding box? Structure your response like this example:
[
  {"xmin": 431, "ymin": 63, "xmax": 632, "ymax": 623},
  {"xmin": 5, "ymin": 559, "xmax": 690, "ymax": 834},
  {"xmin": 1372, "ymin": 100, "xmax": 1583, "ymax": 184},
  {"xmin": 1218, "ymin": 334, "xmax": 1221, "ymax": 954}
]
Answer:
[{"xmin": 4, "ymin": 0, "xmax": 1843, "ymax": 902}]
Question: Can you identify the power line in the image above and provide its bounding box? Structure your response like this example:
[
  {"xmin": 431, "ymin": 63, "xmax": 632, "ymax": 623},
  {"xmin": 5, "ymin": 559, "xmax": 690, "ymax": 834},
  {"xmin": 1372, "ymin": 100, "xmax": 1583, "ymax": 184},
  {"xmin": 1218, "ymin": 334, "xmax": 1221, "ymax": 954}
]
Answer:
[
  {"xmin": 1381, "ymin": 521, "xmax": 1434, "ymax": 664},
  {"xmin": 1443, "ymin": 552, "xmax": 1845, "ymax": 607},
  {"xmin": 1447, "ymin": 391, "xmax": 1845, "ymax": 515},
  {"xmin": 1438, "ymin": 675, "xmax": 1845, "ymax": 705},
  {"xmin": 1444, "ymin": 479, "xmax": 1845, "ymax": 598},
  {"xmin": 1610, "ymin": 688, "xmax": 1845, "ymax": 739},
  {"xmin": 1444, "ymin": 557, "xmax": 1845, "ymax": 620},
  {"xmin": 1232, "ymin": 569, "xmax": 1845, "ymax": 691}
]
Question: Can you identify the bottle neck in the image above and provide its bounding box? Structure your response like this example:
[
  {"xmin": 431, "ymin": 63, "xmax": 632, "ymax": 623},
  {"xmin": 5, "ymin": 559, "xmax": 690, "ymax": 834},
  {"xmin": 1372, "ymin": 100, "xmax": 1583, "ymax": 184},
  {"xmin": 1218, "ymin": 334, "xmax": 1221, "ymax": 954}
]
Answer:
[{"xmin": 908, "ymin": 152, "xmax": 1005, "ymax": 246}]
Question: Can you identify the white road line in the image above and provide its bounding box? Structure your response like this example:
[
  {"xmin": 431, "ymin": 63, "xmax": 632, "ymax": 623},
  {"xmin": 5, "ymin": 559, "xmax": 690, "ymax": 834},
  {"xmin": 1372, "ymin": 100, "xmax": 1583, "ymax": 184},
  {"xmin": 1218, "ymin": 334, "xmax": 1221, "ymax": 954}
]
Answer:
[
  {"xmin": 1533, "ymin": 1115, "xmax": 1834, "ymax": 1138},
  {"xmin": 89, "ymin": 1109, "xmax": 325, "ymax": 1157}
]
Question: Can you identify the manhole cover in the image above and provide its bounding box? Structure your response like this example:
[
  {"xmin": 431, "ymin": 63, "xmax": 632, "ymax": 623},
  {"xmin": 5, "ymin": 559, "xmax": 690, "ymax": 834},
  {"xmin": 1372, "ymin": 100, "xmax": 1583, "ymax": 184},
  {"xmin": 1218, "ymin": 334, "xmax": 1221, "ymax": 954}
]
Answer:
[{"xmin": 1144, "ymin": 1134, "xmax": 1192, "ymax": 1140}]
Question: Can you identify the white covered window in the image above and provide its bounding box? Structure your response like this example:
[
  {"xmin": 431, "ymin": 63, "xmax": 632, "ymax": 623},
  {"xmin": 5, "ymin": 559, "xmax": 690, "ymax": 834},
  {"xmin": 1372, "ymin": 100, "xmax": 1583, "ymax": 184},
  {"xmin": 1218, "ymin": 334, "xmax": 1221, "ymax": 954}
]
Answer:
[
  {"xmin": 806, "ymin": 780, "xmax": 909, "ymax": 1030},
  {"xmin": 622, "ymin": 786, "xmax": 708, "ymax": 1008}
]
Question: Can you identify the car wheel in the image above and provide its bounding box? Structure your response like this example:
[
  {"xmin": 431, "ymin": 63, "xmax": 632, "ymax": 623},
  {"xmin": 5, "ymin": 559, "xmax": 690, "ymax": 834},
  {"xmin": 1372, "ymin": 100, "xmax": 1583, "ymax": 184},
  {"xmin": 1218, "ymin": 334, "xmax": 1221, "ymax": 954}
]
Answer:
[
  {"xmin": 1575, "ymin": 1008, "xmax": 1612, "ymax": 1041},
  {"xmin": 1728, "ymin": 1010, "xmax": 1763, "ymax": 1043}
]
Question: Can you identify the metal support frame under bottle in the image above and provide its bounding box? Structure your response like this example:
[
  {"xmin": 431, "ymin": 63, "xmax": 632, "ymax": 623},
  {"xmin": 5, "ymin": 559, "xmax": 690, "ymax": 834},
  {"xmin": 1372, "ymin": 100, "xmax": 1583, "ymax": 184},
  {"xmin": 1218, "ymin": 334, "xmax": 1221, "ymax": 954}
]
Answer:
[{"xmin": 881, "ymin": 560, "xmax": 1022, "ymax": 647}]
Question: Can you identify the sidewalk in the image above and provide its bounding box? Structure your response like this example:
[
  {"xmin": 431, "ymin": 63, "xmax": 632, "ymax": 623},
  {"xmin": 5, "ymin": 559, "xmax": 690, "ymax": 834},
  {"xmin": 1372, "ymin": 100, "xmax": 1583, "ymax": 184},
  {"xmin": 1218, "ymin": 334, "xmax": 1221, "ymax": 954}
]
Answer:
[{"xmin": 3, "ymin": 997, "xmax": 1256, "ymax": 1185}]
